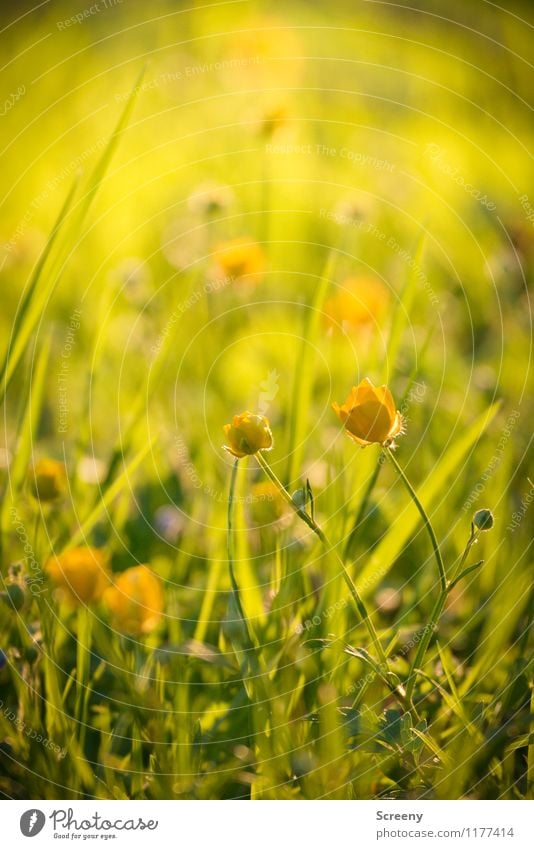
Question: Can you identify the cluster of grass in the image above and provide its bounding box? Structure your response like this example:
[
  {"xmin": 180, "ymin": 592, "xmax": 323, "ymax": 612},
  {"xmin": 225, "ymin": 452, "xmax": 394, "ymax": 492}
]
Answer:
[{"xmin": 0, "ymin": 1, "xmax": 532, "ymax": 800}]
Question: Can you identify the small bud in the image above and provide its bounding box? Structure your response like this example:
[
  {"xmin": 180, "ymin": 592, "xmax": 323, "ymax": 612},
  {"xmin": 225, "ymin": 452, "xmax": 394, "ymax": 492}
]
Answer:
[
  {"xmin": 291, "ymin": 487, "xmax": 307, "ymax": 511},
  {"xmin": 5, "ymin": 584, "xmax": 25, "ymax": 610},
  {"xmin": 473, "ymin": 509, "xmax": 494, "ymax": 532},
  {"xmin": 29, "ymin": 459, "xmax": 67, "ymax": 502}
]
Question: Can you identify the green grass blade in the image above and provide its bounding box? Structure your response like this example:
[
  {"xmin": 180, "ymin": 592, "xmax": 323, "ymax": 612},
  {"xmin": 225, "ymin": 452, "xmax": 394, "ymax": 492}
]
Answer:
[
  {"xmin": 1, "ymin": 336, "xmax": 51, "ymax": 532},
  {"xmin": 0, "ymin": 67, "xmax": 145, "ymax": 408},
  {"xmin": 0, "ymin": 180, "xmax": 79, "ymax": 405}
]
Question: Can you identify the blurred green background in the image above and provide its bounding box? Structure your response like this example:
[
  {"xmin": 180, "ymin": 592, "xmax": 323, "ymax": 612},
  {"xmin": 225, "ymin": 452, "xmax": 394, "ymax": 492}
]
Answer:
[{"xmin": 0, "ymin": 0, "xmax": 532, "ymax": 801}]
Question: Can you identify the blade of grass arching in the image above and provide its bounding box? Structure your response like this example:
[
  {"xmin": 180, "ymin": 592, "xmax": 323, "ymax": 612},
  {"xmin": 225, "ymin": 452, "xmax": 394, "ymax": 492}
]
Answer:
[
  {"xmin": 65, "ymin": 65, "xmax": 146, "ymax": 241},
  {"xmin": 66, "ymin": 436, "xmax": 155, "ymax": 548},
  {"xmin": 285, "ymin": 247, "xmax": 339, "ymax": 487},
  {"xmin": 1, "ymin": 336, "xmax": 51, "ymax": 535},
  {"xmin": 356, "ymin": 402, "xmax": 500, "ymax": 597},
  {"xmin": 0, "ymin": 180, "xmax": 79, "ymax": 406},
  {"xmin": 382, "ymin": 229, "xmax": 426, "ymax": 383},
  {"xmin": 0, "ymin": 68, "xmax": 144, "ymax": 408}
]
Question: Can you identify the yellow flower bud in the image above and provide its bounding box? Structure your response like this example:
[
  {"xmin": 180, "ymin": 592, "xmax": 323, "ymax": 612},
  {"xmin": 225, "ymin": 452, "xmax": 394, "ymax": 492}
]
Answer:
[
  {"xmin": 103, "ymin": 565, "xmax": 164, "ymax": 635},
  {"xmin": 223, "ymin": 412, "xmax": 274, "ymax": 458},
  {"xmin": 29, "ymin": 459, "xmax": 67, "ymax": 502},
  {"xmin": 45, "ymin": 547, "xmax": 111, "ymax": 606},
  {"xmin": 333, "ymin": 378, "xmax": 403, "ymax": 446},
  {"xmin": 214, "ymin": 237, "xmax": 265, "ymax": 282}
]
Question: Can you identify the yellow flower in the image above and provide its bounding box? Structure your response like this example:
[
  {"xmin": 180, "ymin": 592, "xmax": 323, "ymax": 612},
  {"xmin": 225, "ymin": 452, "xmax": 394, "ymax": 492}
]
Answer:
[
  {"xmin": 29, "ymin": 459, "xmax": 67, "ymax": 502},
  {"xmin": 103, "ymin": 565, "xmax": 164, "ymax": 635},
  {"xmin": 333, "ymin": 378, "xmax": 403, "ymax": 446},
  {"xmin": 324, "ymin": 276, "xmax": 389, "ymax": 330},
  {"xmin": 214, "ymin": 237, "xmax": 265, "ymax": 282},
  {"xmin": 45, "ymin": 547, "xmax": 111, "ymax": 605},
  {"xmin": 223, "ymin": 412, "xmax": 273, "ymax": 458}
]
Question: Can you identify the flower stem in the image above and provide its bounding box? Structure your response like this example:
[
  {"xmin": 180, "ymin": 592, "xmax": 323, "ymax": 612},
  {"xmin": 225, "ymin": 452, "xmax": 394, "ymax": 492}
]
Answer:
[
  {"xmin": 256, "ymin": 452, "xmax": 388, "ymax": 670},
  {"xmin": 385, "ymin": 447, "xmax": 447, "ymax": 594},
  {"xmin": 404, "ymin": 523, "xmax": 480, "ymax": 702},
  {"xmin": 227, "ymin": 458, "xmax": 249, "ymax": 630},
  {"xmin": 385, "ymin": 447, "xmax": 447, "ymax": 703}
]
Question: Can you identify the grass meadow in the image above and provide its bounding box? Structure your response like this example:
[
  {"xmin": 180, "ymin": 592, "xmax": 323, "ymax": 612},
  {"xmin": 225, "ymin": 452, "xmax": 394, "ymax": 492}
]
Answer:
[{"xmin": 0, "ymin": 0, "xmax": 532, "ymax": 801}]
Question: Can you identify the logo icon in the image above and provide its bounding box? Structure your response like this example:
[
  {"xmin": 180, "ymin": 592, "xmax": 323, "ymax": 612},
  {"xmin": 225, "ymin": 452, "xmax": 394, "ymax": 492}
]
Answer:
[{"xmin": 20, "ymin": 810, "xmax": 46, "ymax": 837}]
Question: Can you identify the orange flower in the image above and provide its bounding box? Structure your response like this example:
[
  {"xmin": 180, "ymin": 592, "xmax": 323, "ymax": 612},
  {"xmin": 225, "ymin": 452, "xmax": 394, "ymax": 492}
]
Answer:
[
  {"xmin": 45, "ymin": 547, "xmax": 111, "ymax": 605},
  {"xmin": 223, "ymin": 412, "xmax": 273, "ymax": 458},
  {"xmin": 324, "ymin": 276, "xmax": 389, "ymax": 330},
  {"xmin": 103, "ymin": 565, "xmax": 164, "ymax": 635},
  {"xmin": 214, "ymin": 237, "xmax": 265, "ymax": 282},
  {"xmin": 333, "ymin": 378, "xmax": 403, "ymax": 446},
  {"xmin": 29, "ymin": 459, "xmax": 67, "ymax": 502}
]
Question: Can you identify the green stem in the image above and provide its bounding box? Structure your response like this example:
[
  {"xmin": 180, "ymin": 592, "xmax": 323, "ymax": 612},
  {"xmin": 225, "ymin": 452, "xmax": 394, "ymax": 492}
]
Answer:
[
  {"xmin": 227, "ymin": 459, "xmax": 247, "ymax": 626},
  {"xmin": 75, "ymin": 606, "xmax": 92, "ymax": 753},
  {"xmin": 256, "ymin": 453, "xmax": 390, "ymax": 675},
  {"xmin": 385, "ymin": 447, "xmax": 447, "ymax": 594},
  {"xmin": 405, "ymin": 527, "xmax": 479, "ymax": 702},
  {"xmin": 227, "ymin": 459, "xmax": 258, "ymax": 663},
  {"xmin": 384, "ymin": 447, "xmax": 448, "ymax": 704}
]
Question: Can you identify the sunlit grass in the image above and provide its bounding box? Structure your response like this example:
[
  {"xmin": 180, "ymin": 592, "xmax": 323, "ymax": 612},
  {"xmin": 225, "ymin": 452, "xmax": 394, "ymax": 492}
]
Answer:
[{"xmin": 0, "ymin": 0, "xmax": 532, "ymax": 802}]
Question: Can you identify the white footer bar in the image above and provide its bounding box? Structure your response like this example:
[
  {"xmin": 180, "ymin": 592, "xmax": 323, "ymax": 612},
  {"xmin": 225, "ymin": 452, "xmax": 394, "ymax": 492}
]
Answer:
[{"xmin": 3, "ymin": 800, "xmax": 533, "ymax": 848}]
